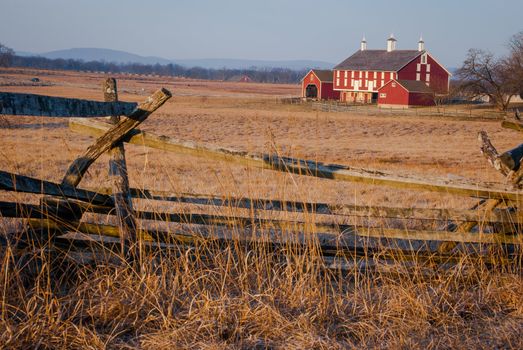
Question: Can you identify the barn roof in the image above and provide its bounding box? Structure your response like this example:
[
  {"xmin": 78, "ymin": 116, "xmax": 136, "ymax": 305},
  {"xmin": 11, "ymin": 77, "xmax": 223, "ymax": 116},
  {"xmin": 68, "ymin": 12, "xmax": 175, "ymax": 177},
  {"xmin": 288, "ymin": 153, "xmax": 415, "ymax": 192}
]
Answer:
[
  {"xmin": 312, "ymin": 69, "xmax": 334, "ymax": 81},
  {"xmin": 396, "ymin": 80, "xmax": 434, "ymax": 93},
  {"xmin": 334, "ymin": 50, "xmax": 423, "ymax": 71},
  {"xmin": 301, "ymin": 69, "xmax": 334, "ymax": 82}
]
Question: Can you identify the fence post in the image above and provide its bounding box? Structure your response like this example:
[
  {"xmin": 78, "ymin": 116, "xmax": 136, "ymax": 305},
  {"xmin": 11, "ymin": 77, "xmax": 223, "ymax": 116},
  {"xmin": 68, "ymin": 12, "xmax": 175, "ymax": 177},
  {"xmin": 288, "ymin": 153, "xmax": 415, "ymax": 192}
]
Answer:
[
  {"xmin": 104, "ymin": 78, "xmax": 139, "ymax": 261},
  {"xmin": 61, "ymin": 87, "xmax": 171, "ymax": 187}
]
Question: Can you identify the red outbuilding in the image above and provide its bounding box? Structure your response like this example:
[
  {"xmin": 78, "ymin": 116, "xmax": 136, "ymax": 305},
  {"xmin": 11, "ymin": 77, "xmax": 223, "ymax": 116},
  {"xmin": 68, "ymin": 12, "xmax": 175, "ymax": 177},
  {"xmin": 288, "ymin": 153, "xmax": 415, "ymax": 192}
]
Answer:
[
  {"xmin": 332, "ymin": 35, "xmax": 451, "ymax": 107},
  {"xmin": 377, "ymin": 80, "xmax": 435, "ymax": 107},
  {"xmin": 301, "ymin": 69, "xmax": 340, "ymax": 100}
]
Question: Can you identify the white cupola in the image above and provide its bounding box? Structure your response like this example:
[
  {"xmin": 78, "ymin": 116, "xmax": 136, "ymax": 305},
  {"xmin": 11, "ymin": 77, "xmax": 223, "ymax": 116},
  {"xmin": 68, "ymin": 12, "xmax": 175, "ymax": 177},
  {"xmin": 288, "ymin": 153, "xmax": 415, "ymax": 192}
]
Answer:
[
  {"xmin": 360, "ymin": 36, "xmax": 367, "ymax": 51},
  {"xmin": 418, "ymin": 36, "xmax": 425, "ymax": 51},
  {"xmin": 387, "ymin": 34, "xmax": 397, "ymax": 52}
]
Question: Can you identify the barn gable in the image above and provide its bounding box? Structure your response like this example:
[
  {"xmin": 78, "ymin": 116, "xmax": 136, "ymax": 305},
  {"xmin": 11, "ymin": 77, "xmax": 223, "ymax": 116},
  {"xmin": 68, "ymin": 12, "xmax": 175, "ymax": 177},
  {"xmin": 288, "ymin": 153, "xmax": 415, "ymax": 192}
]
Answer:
[{"xmin": 301, "ymin": 69, "xmax": 334, "ymax": 82}]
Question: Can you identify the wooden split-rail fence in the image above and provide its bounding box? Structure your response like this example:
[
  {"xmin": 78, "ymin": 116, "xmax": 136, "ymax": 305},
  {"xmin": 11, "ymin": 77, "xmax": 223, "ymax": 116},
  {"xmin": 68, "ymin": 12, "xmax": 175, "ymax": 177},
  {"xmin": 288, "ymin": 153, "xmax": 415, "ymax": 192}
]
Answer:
[{"xmin": 1, "ymin": 79, "xmax": 523, "ymax": 267}]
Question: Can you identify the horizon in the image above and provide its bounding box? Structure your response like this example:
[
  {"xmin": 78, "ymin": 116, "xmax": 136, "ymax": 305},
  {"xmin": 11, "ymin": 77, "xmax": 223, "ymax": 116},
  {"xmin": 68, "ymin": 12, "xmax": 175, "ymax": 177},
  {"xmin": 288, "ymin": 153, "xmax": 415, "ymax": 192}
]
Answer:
[{"xmin": 1, "ymin": 0, "xmax": 522, "ymax": 68}]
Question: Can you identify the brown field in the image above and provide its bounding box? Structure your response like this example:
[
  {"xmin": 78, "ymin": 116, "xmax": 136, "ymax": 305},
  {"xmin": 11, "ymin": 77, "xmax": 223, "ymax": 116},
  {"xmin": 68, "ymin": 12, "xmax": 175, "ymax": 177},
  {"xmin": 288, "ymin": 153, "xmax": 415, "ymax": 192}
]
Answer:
[{"xmin": 1, "ymin": 68, "xmax": 523, "ymax": 349}]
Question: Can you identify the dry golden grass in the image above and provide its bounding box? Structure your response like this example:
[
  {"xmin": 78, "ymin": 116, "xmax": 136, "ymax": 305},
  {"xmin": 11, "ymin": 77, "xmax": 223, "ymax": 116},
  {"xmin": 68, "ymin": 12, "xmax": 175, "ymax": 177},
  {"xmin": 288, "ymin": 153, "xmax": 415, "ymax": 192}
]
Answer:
[{"xmin": 1, "ymin": 68, "xmax": 523, "ymax": 349}]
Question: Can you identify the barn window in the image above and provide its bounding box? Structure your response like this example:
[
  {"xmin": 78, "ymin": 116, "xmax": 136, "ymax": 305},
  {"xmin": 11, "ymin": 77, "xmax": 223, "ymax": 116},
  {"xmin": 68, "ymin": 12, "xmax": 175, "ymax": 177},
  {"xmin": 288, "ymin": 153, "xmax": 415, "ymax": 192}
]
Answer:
[
  {"xmin": 390, "ymin": 72, "xmax": 394, "ymax": 80},
  {"xmin": 427, "ymin": 64, "xmax": 431, "ymax": 72},
  {"xmin": 380, "ymin": 93, "xmax": 387, "ymax": 98},
  {"xmin": 374, "ymin": 80, "xmax": 377, "ymax": 88},
  {"xmin": 381, "ymin": 80, "xmax": 384, "ymax": 86},
  {"xmin": 365, "ymin": 71, "xmax": 368, "ymax": 78},
  {"xmin": 351, "ymin": 71, "xmax": 354, "ymax": 78},
  {"xmin": 351, "ymin": 79, "xmax": 354, "ymax": 87},
  {"xmin": 345, "ymin": 71, "xmax": 348, "ymax": 78},
  {"xmin": 426, "ymin": 74, "xmax": 430, "ymax": 82},
  {"xmin": 374, "ymin": 72, "xmax": 377, "ymax": 79},
  {"xmin": 416, "ymin": 73, "xmax": 420, "ymax": 81},
  {"xmin": 336, "ymin": 71, "xmax": 340, "ymax": 78},
  {"xmin": 336, "ymin": 78, "xmax": 340, "ymax": 86},
  {"xmin": 421, "ymin": 54, "xmax": 427, "ymax": 64},
  {"xmin": 392, "ymin": 82, "xmax": 396, "ymax": 87},
  {"xmin": 381, "ymin": 72, "xmax": 385, "ymax": 79},
  {"xmin": 344, "ymin": 78, "xmax": 347, "ymax": 86},
  {"xmin": 417, "ymin": 63, "xmax": 421, "ymax": 72}
]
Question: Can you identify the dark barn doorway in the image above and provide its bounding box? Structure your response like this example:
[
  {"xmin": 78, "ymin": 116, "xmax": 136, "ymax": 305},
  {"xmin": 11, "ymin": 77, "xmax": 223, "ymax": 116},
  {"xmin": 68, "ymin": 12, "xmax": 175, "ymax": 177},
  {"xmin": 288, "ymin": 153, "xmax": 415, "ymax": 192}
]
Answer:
[{"xmin": 305, "ymin": 84, "xmax": 318, "ymax": 99}]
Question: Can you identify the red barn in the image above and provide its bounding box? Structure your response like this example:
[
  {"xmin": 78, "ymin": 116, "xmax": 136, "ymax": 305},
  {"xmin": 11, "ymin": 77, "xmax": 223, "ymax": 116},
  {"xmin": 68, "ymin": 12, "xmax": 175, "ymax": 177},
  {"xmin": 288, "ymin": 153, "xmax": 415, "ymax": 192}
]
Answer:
[
  {"xmin": 301, "ymin": 69, "xmax": 340, "ymax": 100},
  {"xmin": 332, "ymin": 35, "xmax": 451, "ymax": 107},
  {"xmin": 378, "ymin": 80, "xmax": 435, "ymax": 107}
]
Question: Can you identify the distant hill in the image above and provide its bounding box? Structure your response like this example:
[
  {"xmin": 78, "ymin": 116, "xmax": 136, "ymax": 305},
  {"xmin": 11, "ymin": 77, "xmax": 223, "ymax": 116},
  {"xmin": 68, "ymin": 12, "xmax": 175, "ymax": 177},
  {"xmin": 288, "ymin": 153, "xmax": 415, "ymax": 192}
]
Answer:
[
  {"xmin": 17, "ymin": 48, "xmax": 334, "ymax": 70},
  {"xmin": 31, "ymin": 48, "xmax": 172, "ymax": 65}
]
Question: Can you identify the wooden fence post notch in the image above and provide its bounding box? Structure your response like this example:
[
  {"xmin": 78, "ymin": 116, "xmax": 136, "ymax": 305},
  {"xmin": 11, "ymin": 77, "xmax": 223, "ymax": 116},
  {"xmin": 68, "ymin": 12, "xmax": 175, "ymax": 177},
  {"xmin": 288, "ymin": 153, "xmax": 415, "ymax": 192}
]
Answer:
[
  {"xmin": 103, "ymin": 78, "xmax": 138, "ymax": 259},
  {"xmin": 61, "ymin": 87, "xmax": 172, "ymax": 187}
]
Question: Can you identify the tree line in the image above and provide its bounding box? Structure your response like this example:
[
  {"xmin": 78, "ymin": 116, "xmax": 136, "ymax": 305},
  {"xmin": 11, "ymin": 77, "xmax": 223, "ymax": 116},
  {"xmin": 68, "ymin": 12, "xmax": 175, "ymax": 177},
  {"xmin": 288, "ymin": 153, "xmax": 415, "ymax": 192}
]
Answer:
[{"xmin": 0, "ymin": 44, "xmax": 306, "ymax": 84}]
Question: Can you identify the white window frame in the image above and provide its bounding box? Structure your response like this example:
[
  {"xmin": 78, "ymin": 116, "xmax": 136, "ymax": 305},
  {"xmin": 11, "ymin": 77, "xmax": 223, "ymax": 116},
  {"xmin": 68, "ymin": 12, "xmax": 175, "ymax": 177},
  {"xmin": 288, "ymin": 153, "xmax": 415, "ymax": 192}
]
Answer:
[
  {"xmin": 380, "ymin": 93, "xmax": 387, "ymax": 98},
  {"xmin": 336, "ymin": 78, "xmax": 340, "ymax": 86},
  {"xmin": 336, "ymin": 71, "xmax": 340, "ymax": 78},
  {"xmin": 344, "ymin": 71, "xmax": 348, "ymax": 78},
  {"xmin": 416, "ymin": 63, "xmax": 421, "ymax": 72},
  {"xmin": 381, "ymin": 72, "xmax": 385, "ymax": 79},
  {"xmin": 351, "ymin": 71, "xmax": 354, "ymax": 78},
  {"xmin": 426, "ymin": 64, "xmax": 431, "ymax": 72},
  {"xmin": 344, "ymin": 78, "xmax": 347, "ymax": 86},
  {"xmin": 374, "ymin": 72, "xmax": 377, "ymax": 79},
  {"xmin": 426, "ymin": 74, "xmax": 430, "ymax": 82},
  {"xmin": 351, "ymin": 79, "xmax": 354, "ymax": 87},
  {"xmin": 365, "ymin": 71, "xmax": 368, "ymax": 78},
  {"xmin": 416, "ymin": 73, "xmax": 420, "ymax": 81},
  {"xmin": 390, "ymin": 72, "xmax": 394, "ymax": 80},
  {"xmin": 381, "ymin": 79, "xmax": 384, "ymax": 86},
  {"xmin": 421, "ymin": 54, "xmax": 427, "ymax": 64}
]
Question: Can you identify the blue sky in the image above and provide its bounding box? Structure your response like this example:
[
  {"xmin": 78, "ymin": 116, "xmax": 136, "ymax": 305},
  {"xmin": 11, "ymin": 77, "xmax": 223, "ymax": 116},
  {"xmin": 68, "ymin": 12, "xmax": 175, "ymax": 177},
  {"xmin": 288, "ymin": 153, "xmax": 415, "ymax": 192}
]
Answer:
[{"xmin": 1, "ymin": 0, "xmax": 521, "ymax": 67}]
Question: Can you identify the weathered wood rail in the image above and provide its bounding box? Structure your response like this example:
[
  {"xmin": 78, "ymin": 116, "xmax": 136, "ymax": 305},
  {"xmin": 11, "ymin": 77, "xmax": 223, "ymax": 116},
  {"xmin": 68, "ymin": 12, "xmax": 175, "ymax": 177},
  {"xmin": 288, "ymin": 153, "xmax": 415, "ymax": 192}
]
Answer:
[
  {"xmin": 69, "ymin": 118, "xmax": 522, "ymax": 202},
  {"xmin": 0, "ymin": 92, "xmax": 137, "ymax": 117},
  {"xmin": 1, "ymin": 80, "xmax": 523, "ymax": 266}
]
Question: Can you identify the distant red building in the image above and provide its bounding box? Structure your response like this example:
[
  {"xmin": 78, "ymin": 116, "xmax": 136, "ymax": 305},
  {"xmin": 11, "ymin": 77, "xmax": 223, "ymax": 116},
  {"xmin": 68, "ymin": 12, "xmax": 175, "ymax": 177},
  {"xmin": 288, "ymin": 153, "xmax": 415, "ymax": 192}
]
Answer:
[
  {"xmin": 301, "ymin": 69, "xmax": 340, "ymax": 100},
  {"xmin": 228, "ymin": 74, "xmax": 253, "ymax": 83},
  {"xmin": 333, "ymin": 35, "xmax": 451, "ymax": 107}
]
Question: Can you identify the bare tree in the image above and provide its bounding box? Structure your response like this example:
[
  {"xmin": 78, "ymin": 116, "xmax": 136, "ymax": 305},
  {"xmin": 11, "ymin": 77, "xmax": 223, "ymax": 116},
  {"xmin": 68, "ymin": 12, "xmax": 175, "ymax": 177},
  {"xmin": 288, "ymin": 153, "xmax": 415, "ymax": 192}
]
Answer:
[
  {"xmin": 456, "ymin": 49, "xmax": 517, "ymax": 111},
  {"xmin": 504, "ymin": 31, "xmax": 523, "ymax": 99},
  {"xmin": 0, "ymin": 43, "xmax": 14, "ymax": 67}
]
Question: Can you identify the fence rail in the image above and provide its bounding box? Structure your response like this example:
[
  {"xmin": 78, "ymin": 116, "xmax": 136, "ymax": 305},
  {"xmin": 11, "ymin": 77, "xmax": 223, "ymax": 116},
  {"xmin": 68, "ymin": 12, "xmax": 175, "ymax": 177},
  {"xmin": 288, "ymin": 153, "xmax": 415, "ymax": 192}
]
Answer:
[{"xmin": 308, "ymin": 101, "xmax": 507, "ymax": 119}]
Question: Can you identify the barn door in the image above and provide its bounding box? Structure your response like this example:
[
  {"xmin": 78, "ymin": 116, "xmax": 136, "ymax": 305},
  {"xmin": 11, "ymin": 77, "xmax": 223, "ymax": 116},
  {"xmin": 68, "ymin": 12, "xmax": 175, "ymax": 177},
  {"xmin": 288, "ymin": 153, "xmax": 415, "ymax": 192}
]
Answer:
[{"xmin": 305, "ymin": 84, "xmax": 318, "ymax": 99}]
